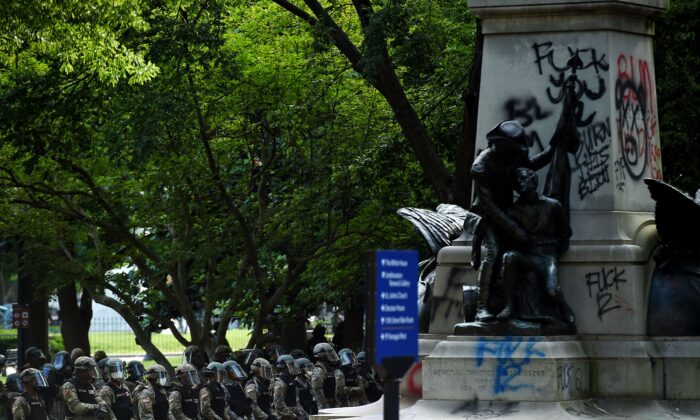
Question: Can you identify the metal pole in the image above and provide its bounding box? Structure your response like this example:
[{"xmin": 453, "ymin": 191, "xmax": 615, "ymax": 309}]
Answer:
[{"xmin": 383, "ymin": 377, "xmax": 401, "ymax": 420}]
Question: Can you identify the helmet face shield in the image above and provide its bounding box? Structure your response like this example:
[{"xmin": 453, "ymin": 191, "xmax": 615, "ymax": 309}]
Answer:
[
  {"xmin": 339, "ymin": 351, "xmax": 356, "ymax": 367},
  {"xmin": 154, "ymin": 371, "xmax": 169, "ymax": 386},
  {"xmin": 53, "ymin": 353, "xmax": 66, "ymax": 370},
  {"xmin": 225, "ymin": 362, "xmax": 248, "ymax": 380},
  {"xmin": 88, "ymin": 364, "xmax": 101, "ymax": 379},
  {"xmin": 21, "ymin": 369, "xmax": 48, "ymax": 388},
  {"xmin": 41, "ymin": 366, "xmax": 54, "ymax": 382},
  {"xmin": 10, "ymin": 377, "xmax": 25, "ymax": 392},
  {"xmin": 260, "ymin": 365, "xmax": 273, "ymax": 380},
  {"xmin": 181, "ymin": 370, "xmax": 201, "ymax": 386},
  {"xmin": 30, "ymin": 371, "xmax": 49, "ymax": 388},
  {"xmin": 215, "ymin": 369, "xmax": 229, "ymax": 384},
  {"xmin": 108, "ymin": 363, "xmax": 125, "ymax": 380},
  {"xmin": 288, "ymin": 360, "xmax": 301, "ymax": 375},
  {"xmin": 325, "ymin": 348, "xmax": 339, "ymax": 363}
]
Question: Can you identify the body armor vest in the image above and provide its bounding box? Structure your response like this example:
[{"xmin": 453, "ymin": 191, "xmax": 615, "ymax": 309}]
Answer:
[
  {"xmin": 205, "ymin": 383, "xmax": 226, "ymax": 418},
  {"xmin": 281, "ymin": 377, "xmax": 297, "ymax": 408},
  {"xmin": 173, "ymin": 384, "xmax": 199, "ymax": 419},
  {"xmin": 225, "ymin": 383, "xmax": 252, "ymax": 417},
  {"xmin": 294, "ymin": 379, "xmax": 317, "ymax": 415},
  {"xmin": 252, "ymin": 378, "xmax": 271, "ymax": 416},
  {"xmin": 22, "ymin": 392, "xmax": 48, "ymax": 420},
  {"xmin": 342, "ymin": 368, "xmax": 359, "ymax": 388},
  {"xmin": 152, "ymin": 388, "xmax": 169, "ymax": 420},
  {"xmin": 360, "ymin": 373, "xmax": 382, "ymax": 402},
  {"xmin": 321, "ymin": 370, "xmax": 336, "ymax": 401},
  {"xmin": 64, "ymin": 379, "xmax": 97, "ymax": 415},
  {"xmin": 108, "ymin": 383, "xmax": 133, "ymax": 420}
]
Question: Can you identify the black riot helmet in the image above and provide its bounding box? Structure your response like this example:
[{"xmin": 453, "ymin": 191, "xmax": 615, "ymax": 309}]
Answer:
[
  {"xmin": 214, "ymin": 345, "xmax": 233, "ymax": 363},
  {"xmin": 183, "ymin": 345, "xmax": 208, "ymax": 370},
  {"xmin": 338, "ymin": 348, "xmax": 357, "ymax": 367},
  {"xmin": 25, "ymin": 347, "xmax": 47, "ymax": 367},
  {"xmin": 275, "ymin": 355, "xmax": 300, "ymax": 376},
  {"xmin": 53, "ymin": 351, "xmax": 70, "ymax": 372},
  {"xmin": 6, "ymin": 373, "xmax": 25, "ymax": 392},
  {"xmin": 223, "ymin": 360, "xmax": 248, "ymax": 381},
  {"xmin": 244, "ymin": 349, "xmax": 264, "ymax": 367},
  {"xmin": 127, "ymin": 360, "xmax": 145, "ymax": 381},
  {"xmin": 41, "ymin": 363, "xmax": 56, "ymax": 385}
]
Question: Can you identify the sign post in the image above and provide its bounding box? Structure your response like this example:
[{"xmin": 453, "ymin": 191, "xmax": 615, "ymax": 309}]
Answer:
[
  {"xmin": 12, "ymin": 304, "xmax": 30, "ymax": 329},
  {"xmin": 366, "ymin": 250, "xmax": 418, "ymax": 420}
]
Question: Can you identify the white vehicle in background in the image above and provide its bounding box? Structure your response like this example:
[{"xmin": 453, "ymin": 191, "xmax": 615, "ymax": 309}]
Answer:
[{"xmin": 0, "ymin": 304, "xmax": 13, "ymax": 329}]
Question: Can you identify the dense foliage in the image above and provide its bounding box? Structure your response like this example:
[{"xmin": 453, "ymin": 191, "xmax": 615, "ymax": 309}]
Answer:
[{"xmin": 0, "ymin": 0, "xmax": 696, "ymax": 366}]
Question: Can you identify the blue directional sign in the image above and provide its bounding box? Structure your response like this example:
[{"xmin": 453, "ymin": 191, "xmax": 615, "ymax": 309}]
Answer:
[{"xmin": 372, "ymin": 249, "xmax": 418, "ymax": 365}]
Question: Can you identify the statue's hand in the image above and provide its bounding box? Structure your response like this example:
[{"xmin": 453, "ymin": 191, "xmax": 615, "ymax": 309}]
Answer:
[{"xmin": 512, "ymin": 226, "xmax": 529, "ymax": 244}]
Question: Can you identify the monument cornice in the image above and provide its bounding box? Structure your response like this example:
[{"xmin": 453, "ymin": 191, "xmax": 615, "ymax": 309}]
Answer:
[{"xmin": 469, "ymin": 0, "xmax": 669, "ymax": 35}]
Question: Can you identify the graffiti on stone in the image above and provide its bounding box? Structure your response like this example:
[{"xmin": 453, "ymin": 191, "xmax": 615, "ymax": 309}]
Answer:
[
  {"xmin": 614, "ymin": 53, "xmax": 662, "ymax": 184},
  {"xmin": 476, "ymin": 336, "xmax": 545, "ymax": 394},
  {"xmin": 585, "ymin": 267, "xmax": 628, "ymax": 320}
]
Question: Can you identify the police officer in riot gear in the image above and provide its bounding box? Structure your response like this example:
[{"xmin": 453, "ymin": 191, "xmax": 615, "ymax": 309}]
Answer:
[
  {"xmin": 309, "ymin": 343, "xmax": 338, "ymax": 409},
  {"xmin": 292, "ymin": 359, "xmax": 316, "ymax": 416},
  {"xmin": 270, "ymin": 355, "xmax": 305, "ymax": 420},
  {"xmin": 12, "ymin": 368, "xmax": 49, "ymax": 420},
  {"xmin": 6, "ymin": 373, "xmax": 25, "ymax": 420},
  {"xmin": 182, "ymin": 347, "xmax": 208, "ymax": 373},
  {"xmin": 355, "ymin": 352, "xmax": 382, "ymax": 403},
  {"xmin": 135, "ymin": 364, "xmax": 173, "ymax": 420},
  {"xmin": 244, "ymin": 358, "xmax": 273, "ymax": 420},
  {"xmin": 213, "ymin": 347, "xmax": 233, "ymax": 364},
  {"xmin": 169, "ymin": 364, "xmax": 200, "ymax": 420},
  {"xmin": 59, "ymin": 356, "xmax": 112, "ymax": 420},
  {"xmin": 222, "ymin": 361, "xmax": 252, "ymax": 419},
  {"xmin": 198, "ymin": 363, "xmax": 233, "ymax": 420},
  {"xmin": 125, "ymin": 361, "xmax": 145, "ymax": 393},
  {"xmin": 52, "ymin": 351, "xmax": 72, "ymax": 386},
  {"xmin": 335, "ymin": 349, "xmax": 367, "ymax": 407},
  {"xmin": 97, "ymin": 358, "xmax": 133, "ymax": 420}
]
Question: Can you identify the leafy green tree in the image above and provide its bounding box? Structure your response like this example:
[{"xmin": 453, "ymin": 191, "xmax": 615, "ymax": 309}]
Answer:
[{"xmin": 655, "ymin": 0, "xmax": 700, "ymax": 193}]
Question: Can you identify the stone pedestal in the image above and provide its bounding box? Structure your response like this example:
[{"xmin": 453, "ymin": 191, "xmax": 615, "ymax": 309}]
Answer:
[
  {"xmin": 423, "ymin": 336, "xmax": 589, "ymax": 401},
  {"xmin": 422, "ymin": 0, "xmax": 681, "ymax": 405}
]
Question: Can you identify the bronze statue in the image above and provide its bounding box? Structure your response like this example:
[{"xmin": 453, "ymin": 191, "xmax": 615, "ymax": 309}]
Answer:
[
  {"xmin": 465, "ymin": 120, "xmax": 554, "ymax": 322},
  {"xmin": 646, "ymin": 179, "xmax": 700, "ymax": 335},
  {"xmin": 497, "ymin": 168, "xmax": 574, "ymax": 325}
]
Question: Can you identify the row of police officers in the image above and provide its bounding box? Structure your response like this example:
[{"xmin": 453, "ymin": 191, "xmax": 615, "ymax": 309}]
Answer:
[{"xmin": 5, "ymin": 343, "xmax": 382, "ymax": 420}]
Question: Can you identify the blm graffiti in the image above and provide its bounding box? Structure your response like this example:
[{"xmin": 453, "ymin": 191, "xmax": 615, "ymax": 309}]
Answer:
[
  {"xmin": 504, "ymin": 42, "xmax": 612, "ymax": 201},
  {"xmin": 615, "ymin": 53, "xmax": 662, "ymax": 185}
]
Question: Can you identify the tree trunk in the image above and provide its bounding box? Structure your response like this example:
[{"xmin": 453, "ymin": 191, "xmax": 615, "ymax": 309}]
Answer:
[
  {"xmin": 457, "ymin": 20, "xmax": 483, "ymax": 208},
  {"xmin": 57, "ymin": 283, "xmax": 92, "ymax": 354},
  {"xmin": 342, "ymin": 298, "xmax": 365, "ymax": 351}
]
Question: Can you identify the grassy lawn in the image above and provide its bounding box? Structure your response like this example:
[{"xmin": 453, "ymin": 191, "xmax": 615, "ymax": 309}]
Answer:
[{"xmin": 89, "ymin": 328, "xmax": 252, "ymax": 355}]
